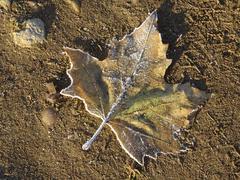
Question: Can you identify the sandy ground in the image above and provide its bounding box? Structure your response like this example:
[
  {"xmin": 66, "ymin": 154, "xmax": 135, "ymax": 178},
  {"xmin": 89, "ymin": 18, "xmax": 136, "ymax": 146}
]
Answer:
[{"xmin": 0, "ymin": 0, "xmax": 240, "ymax": 179}]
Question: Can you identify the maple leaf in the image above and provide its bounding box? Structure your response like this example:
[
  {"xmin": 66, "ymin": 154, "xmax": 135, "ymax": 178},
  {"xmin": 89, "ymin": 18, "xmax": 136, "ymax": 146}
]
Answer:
[{"xmin": 60, "ymin": 10, "xmax": 209, "ymax": 165}]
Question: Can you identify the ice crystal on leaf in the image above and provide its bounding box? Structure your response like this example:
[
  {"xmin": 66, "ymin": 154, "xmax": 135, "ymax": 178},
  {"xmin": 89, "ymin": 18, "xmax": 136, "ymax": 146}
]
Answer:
[{"xmin": 61, "ymin": 10, "xmax": 209, "ymax": 165}]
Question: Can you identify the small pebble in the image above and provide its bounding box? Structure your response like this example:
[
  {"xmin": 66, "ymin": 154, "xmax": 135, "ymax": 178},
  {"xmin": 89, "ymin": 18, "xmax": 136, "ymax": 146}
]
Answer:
[
  {"xmin": 0, "ymin": 0, "xmax": 10, "ymax": 10},
  {"xmin": 83, "ymin": 27, "xmax": 89, "ymax": 32},
  {"xmin": 45, "ymin": 82, "xmax": 57, "ymax": 104},
  {"xmin": 13, "ymin": 18, "xmax": 46, "ymax": 47},
  {"xmin": 40, "ymin": 108, "xmax": 57, "ymax": 128},
  {"xmin": 64, "ymin": 0, "xmax": 81, "ymax": 14},
  {"xmin": 131, "ymin": 0, "xmax": 139, "ymax": 4},
  {"xmin": 70, "ymin": 108, "xmax": 80, "ymax": 116},
  {"xmin": 26, "ymin": 0, "xmax": 43, "ymax": 12},
  {"xmin": 46, "ymin": 82, "xmax": 56, "ymax": 95}
]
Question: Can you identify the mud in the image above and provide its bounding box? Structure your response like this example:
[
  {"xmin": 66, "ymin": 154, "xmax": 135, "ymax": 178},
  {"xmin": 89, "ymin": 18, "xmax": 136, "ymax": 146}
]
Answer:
[{"xmin": 0, "ymin": 0, "xmax": 239, "ymax": 179}]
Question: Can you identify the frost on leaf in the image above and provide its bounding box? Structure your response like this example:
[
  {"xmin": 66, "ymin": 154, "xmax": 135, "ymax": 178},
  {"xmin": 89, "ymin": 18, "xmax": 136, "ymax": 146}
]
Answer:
[{"xmin": 60, "ymin": 10, "xmax": 209, "ymax": 165}]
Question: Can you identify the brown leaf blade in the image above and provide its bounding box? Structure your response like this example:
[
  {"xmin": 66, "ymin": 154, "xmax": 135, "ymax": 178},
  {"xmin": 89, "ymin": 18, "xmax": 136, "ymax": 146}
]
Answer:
[
  {"xmin": 61, "ymin": 10, "xmax": 209, "ymax": 165},
  {"xmin": 108, "ymin": 83, "xmax": 209, "ymax": 165},
  {"xmin": 61, "ymin": 48, "xmax": 110, "ymax": 118}
]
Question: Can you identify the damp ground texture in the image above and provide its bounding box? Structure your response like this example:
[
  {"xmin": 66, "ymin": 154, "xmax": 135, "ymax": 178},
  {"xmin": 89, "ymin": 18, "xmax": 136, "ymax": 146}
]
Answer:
[{"xmin": 0, "ymin": 0, "xmax": 239, "ymax": 179}]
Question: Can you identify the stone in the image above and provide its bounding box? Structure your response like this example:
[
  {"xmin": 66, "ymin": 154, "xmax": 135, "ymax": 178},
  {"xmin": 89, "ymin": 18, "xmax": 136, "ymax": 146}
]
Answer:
[
  {"xmin": 64, "ymin": 0, "xmax": 81, "ymax": 14},
  {"xmin": 46, "ymin": 82, "xmax": 56, "ymax": 95},
  {"xmin": 0, "ymin": 0, "xmax": 10, "ymax": 10},
  {"xmin": 40, "ymin": 108, "xmax": 57, "ymax": 128},
  {"xmin": 13, "ymin": 18, "xmax": 46, "ymax": 47}
]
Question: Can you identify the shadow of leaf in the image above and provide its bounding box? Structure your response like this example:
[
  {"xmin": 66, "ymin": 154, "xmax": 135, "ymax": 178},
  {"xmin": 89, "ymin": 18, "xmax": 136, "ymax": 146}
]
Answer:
[
  {"xmin": 74, "ymin": 37, "xmax": 109, "ymax": 61},
  {"xmin": 157, "ymin": 0, "xmax": 189, "ymax": 61}
]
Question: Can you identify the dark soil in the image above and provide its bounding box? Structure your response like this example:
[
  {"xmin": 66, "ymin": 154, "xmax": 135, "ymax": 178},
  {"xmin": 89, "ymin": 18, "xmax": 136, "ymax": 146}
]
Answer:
[{"xmin": 0, "ymin": 0, "xmax": 239, "ymax": 179}]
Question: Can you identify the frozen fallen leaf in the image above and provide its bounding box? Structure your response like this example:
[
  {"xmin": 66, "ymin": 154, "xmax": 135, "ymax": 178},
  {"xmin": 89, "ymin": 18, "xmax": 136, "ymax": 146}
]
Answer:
[{"xmin": 61, "ymin": 10, "xmax": 209, "ymax": 165}]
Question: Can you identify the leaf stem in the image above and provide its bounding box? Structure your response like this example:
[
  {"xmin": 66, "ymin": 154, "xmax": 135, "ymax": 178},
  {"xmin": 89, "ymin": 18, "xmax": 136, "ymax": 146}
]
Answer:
[{"xmin": 82, "ymin": 118, "xmax": 108, "ymax": 150}]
